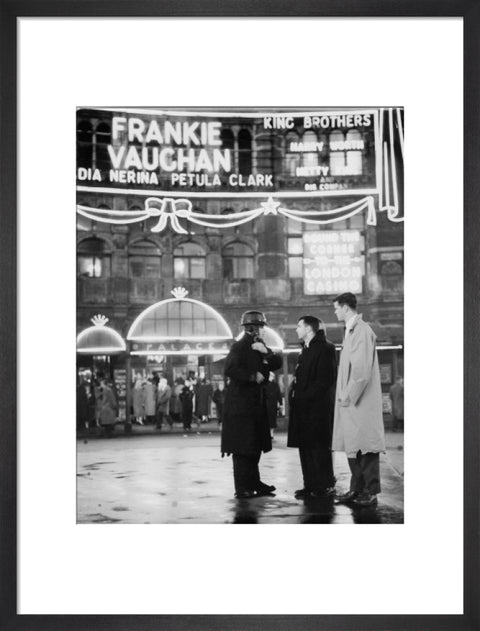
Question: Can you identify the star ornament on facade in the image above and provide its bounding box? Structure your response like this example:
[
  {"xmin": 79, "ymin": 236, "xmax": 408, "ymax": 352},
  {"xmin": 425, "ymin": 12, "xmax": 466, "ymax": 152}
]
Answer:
[{"xmin": 260, "ymin": 197, "xmax": 281, "ymax": 215}]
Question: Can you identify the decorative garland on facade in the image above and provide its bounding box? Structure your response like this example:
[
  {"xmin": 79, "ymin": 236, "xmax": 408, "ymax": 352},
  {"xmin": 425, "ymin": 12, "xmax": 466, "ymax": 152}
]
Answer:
[{"xmin": 77, "ymin": 195, "xmax": 383, "ymax": 234}]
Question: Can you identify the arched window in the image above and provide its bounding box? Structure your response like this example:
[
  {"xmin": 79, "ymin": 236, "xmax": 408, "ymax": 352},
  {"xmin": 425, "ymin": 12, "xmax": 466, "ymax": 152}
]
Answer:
[
  {"xmin": 222, "ymin": 241, "xmax": 255, "ymax": 280},
  {"xmin": 345, "ymin": 129, "xmax": 363, "ymax": 175},
  {"xmin": 221, "ymin": 129, "xmax": 235, "ymax": 150},
  {"xmin": 174, "ymin": 242, "xmax": 206, "ymax": 279},
  {"xmin": 95, "ymin": 122, "xmax": 111, "ymax": 169},
  {"xmin": 77, "ymin": 237, "xmax": 110, "ymax": 278},
  {"xmin": 128, "ymin": 240, "xmax": 162, "ymax": 278},
  {"xmin": 77, "ymin": 121, "xmax": 93, "ymax": 167},
  {"xmin": 238, "ymin": 129, "xmax": 252, "ymax": 175}
]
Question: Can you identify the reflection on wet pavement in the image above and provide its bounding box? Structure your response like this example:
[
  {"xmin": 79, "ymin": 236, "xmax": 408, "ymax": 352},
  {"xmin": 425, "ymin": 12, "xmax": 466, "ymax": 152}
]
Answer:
[{"xmin": 77, "ymin": 432, "xmax": 404, "ymax": 525}]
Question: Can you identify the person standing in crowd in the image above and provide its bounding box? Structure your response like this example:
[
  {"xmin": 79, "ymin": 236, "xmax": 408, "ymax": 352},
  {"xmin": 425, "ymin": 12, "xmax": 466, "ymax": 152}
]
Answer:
[
  {"xmin": 96, "ymin": 377, "xmax": 118, "ymax": 437},
  {"xmin": 287, "ymin": 316, "xmax": 337, "ymax": 499},
  {"xmin": 196, "ymin": 378, "xmax": 214, "ymax": 424},
  {"xmin": 169, "ymin": 377, "xmax": 184, "ymax": 425},
  {"xmin": 76, "ymin": 377, "xmax": 95, "ymax": 431},
  {"xmin": 332, "ymin": 292, "xmax": 386, "ymax": 508},
  {"xmin": 213, "ymin": 381, "xmax": 226, "ymax": 425},
  {"xmin": 144, "ymin": 377, "xmax": 157, "ymax": 424},
  {"xmin": 265, "ymin": 372, "xmax": 282, "ymax": 440},
  {"xmin": 132, "ymin": 373, "xmax": 145, "ymax": 425},
  {"xmin": 221, "ymin": 311, "xmax": 282, "ymax": 499},
  {"xmin": 389, "ymin": 376, "xmax": 404, "ymax": 432},
  {"xmin": 179, "ymin": 379, "xmax": 194, "ymax": 432},
  {"xmin": 156, "ymin": 377, "xmax": 172, "ymax": 430}
]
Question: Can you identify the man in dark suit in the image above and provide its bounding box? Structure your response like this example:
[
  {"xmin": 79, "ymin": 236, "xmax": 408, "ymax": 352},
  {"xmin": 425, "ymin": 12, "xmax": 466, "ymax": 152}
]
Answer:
[
  {"xmin": 288, "ymin": 316, "xmax": 337, "ymax": 499},
  {"xmin": 221, "ymin": 311, "xmax": 282, "ymax": 499}
]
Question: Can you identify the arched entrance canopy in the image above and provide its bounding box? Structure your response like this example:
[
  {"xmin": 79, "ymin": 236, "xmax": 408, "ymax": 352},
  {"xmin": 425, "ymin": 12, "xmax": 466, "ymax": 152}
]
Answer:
[
  {"xmin": 127, "ymin": 287, "xmax": 233, "ymax": 356},
  {"xmin": 236, "ymin": 325, "xmax": 285, "ymax": 351},
  {"xmin": 77, "ymin": 315, "xmax": 126, "ymax": 355}
]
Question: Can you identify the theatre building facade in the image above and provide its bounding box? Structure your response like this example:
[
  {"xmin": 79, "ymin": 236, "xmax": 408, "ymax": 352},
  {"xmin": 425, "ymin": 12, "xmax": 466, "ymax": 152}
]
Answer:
[{"xmin": 76, "ymin": 107, "xmax": 404, "ymax": 420}]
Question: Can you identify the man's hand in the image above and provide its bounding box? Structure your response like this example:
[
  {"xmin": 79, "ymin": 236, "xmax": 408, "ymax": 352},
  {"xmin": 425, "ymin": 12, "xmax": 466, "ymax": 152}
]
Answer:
[
  {"xmin": 256, "ymin": 372, "xmax": 265, "ymax": 384},
  {"xmin": 252, "ymin": 341, "xmax": 268, "ymax": 354}
]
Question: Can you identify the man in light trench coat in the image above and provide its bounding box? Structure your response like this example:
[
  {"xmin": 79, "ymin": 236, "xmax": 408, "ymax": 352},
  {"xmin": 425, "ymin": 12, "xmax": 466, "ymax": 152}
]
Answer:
[{"xmin": 332, "ymin": 292, "xmax": 386, "ymax": 507}]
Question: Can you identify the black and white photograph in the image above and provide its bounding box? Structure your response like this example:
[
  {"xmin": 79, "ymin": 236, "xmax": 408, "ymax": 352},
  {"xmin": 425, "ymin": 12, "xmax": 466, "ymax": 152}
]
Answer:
[
  {"xmin": 7, "ymin": 10, "xmax": 473, "ymax": 625},
  {"xmin": 76, "ymin": 106, "xmax": 404, "ymax": 524}
]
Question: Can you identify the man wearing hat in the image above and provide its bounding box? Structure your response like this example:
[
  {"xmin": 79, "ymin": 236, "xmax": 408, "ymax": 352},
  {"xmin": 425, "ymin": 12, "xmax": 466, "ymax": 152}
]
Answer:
[{"xmin": 221, "ymin": 311, "xmax": 282, "ymax": 499}]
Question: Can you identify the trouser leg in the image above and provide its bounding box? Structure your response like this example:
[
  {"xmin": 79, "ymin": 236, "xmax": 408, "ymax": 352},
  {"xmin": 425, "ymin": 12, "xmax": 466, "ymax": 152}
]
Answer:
[
  {"xmin": 348, "ymin": 451, "xmax": 381, "ymax": 494},
  {"xmin": 248, "ymin": 452, "xmax": 261, "ymax": 489},
  {"xmin": 348, "ymin": 452, "xmax": 365, "ymax": 493},
  {"xmin": 156, "ymin": 411, "xmax": 163, "ymax": 428},
  {"xmin": 299, "ymin": 449, "xmax": 311, "ymax": 490},
  {"xmin": 232, "ymin": 453, "xmax": 261, "ymax": 493},
  {"xmin": 300, "ymin": 448, "xmax": 334, "ymax": 491},
  {"xmin": 358, "ymin": 452, "xmax": 381, "ymax": 494}
]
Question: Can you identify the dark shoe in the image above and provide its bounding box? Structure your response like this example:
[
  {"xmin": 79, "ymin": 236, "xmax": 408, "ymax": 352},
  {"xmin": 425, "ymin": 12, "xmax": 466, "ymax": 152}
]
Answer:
[
  {"xmin": 255, "ymin": 488, "xmax": 276, "ymax": 497},
  {"xmin": 294, "ymin": 488, "xmax": 310, "ymax": 499},
  {"xmin": 235, "ymin": 490, "xmax": 255, "ymax": 499},
  {"xmin": 334, "ymin": 490, "xmax": 359, "ymax": 504},
  {"xmin": 257, "ymin": 482, "xmax": 276, "ymax": 493},
  {"xmin": 310, "ymin": 487, "xmax": 336, "ymax": 498},
  {"xmin": 353, "ymin": 493, "xmax": 378, "ymax": 507}
]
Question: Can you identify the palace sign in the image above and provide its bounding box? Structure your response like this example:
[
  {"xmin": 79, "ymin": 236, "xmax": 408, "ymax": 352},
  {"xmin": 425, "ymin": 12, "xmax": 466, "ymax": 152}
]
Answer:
[{"xmin": 130, "ymin": 341, "xmax": 231, "ymax": 356}]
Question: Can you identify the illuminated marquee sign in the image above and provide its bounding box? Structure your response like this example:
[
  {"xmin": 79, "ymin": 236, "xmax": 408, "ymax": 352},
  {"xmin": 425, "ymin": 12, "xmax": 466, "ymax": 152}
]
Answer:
[
  {"xmin": 77, "ymin": 108, "xmax": 404, "ymax": 230},
  {"xmin": 77, "ymin": 108, "xmax": 377, "ymax": 195},
  {"xmin": 303, "ymin": 230, "xmax": 365, "ymax": 296}
]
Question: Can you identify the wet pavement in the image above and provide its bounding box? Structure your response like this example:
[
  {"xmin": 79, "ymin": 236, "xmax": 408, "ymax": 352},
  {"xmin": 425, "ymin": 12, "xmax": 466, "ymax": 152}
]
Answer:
[{"xmin": 77, "ymin": 429, "xmax": 404, "ymax": 524}]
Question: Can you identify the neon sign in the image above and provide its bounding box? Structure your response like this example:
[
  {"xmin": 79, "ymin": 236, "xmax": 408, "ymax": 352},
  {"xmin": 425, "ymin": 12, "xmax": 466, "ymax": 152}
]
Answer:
[
  {"xmin": 77, "ymin": 108, "xmax": 378, "ymax": 195},
  {"xmin": 76, "ymin": 313, "xmax": 126, "ymax": 354},
  {"xmin": 77, "ymin": 195, "xmax": 378, "ymax": 234},
  {"xmin": 130, "ymin": 341, "xmax": 231, "ymax": 356},
  {"xmin": 303, "ymin": 230, "xmax": 365, "ymax": 296},
  {"xmin": 127, "ymin": 287, "xmax": 233, "ymax": 342},
  {"xmin": 77, "ymin": 107, "xmax": 404, "ymax": 226}
]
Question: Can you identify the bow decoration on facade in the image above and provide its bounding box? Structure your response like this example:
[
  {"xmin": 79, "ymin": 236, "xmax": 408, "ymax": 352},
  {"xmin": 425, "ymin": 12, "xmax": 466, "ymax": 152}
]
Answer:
[{"xmin": 146, "ymin": 197, "xmax": 192, "ymax": 234}]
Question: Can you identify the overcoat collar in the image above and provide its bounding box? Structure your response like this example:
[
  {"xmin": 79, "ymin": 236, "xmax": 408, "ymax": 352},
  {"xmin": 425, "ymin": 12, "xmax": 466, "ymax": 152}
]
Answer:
[
  {"xmin": 300, "ymin": 330, "xmax": 326, "ymax": 350},
  {"xmin": 346, "ymin": 314, "xmax": 363, "ymax": 335}
]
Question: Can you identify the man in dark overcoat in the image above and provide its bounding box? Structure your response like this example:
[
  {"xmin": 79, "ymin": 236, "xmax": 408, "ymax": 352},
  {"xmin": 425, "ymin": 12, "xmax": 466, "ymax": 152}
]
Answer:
[
  {"xmin": 221, "ymin": 311, "xmax": 282, "ymax": 499},
  {"xmin": 288, "ymin": 315, "xmax": 337, "ymax": 499}
]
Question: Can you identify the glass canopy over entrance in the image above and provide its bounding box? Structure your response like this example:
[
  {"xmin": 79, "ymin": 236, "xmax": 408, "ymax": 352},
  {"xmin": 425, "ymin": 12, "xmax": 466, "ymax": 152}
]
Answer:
[
  {"xmin": 127, "ymin": 287, "xmax": 233, "ymax": 355},
  {"xmin": 76, "ymin": 315, "xmax": 126, "ymax": 355}
]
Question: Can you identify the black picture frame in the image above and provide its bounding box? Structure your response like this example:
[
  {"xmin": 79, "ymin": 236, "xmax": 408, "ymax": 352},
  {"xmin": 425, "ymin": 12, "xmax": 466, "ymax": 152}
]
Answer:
[{"xmin": 1, "ymin": 1, "xmax": 478, "ymax": 630}]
